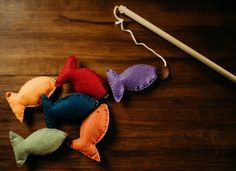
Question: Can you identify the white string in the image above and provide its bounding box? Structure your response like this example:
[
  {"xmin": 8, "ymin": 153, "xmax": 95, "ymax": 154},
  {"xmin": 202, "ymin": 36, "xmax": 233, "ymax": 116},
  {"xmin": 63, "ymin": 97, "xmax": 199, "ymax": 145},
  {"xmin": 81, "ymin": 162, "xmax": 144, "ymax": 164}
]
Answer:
[{"xmin": 113, "ymin": 6, "xmax": 167, "ymax": 67}]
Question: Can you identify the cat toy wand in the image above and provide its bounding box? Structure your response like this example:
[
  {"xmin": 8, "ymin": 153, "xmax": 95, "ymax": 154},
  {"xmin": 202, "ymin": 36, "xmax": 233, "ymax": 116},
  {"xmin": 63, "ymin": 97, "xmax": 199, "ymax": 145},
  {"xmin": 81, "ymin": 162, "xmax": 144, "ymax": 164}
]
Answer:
[{"xmin": 115, "ymin": 5, "xmax": 236, "ymax": 83}]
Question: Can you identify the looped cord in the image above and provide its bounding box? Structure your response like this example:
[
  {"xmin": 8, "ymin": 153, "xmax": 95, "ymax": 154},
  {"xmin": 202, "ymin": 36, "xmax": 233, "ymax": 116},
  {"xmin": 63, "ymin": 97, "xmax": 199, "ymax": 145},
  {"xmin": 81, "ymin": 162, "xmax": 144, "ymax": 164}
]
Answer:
[{"xmin": 113, "ymin": 6, "xmax": 167, "ymax": 67}]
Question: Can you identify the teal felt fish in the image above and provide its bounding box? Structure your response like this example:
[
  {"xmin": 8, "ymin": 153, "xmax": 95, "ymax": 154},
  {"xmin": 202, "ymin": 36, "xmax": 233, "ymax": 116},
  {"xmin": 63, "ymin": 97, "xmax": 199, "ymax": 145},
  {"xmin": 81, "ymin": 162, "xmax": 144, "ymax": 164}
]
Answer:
[
  {"xmin": 9, "ymin": 128, "xmax": 67, "ymax": 166},
  {"xmin": 41, "ymin": 93, "xmax": 98, "ymax": 128}
]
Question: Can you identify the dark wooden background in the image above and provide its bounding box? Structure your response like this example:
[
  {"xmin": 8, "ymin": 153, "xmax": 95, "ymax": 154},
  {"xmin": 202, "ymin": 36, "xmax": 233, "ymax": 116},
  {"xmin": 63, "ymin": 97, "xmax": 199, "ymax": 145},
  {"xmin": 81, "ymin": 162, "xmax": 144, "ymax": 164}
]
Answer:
[{"xmin": 0, "ymin": 0, "xmax": 236, "ymax": 170}]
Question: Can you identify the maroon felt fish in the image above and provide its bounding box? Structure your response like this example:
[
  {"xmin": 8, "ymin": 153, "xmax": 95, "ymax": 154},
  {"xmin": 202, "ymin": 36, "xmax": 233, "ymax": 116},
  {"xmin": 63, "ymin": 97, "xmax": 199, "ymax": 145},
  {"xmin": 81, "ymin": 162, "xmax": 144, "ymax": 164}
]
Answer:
[{"xmin": 56, "ymin": 56, "xmax": 108, "ymax": 99}]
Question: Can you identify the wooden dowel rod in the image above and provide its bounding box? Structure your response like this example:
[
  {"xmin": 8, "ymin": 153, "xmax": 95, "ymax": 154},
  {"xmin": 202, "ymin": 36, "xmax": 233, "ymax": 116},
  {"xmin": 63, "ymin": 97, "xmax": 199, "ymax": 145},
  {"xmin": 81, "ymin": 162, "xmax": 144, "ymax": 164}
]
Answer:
[{"xmin": 118, "ymin": 5, "xmax": 236, "ymax": 83}]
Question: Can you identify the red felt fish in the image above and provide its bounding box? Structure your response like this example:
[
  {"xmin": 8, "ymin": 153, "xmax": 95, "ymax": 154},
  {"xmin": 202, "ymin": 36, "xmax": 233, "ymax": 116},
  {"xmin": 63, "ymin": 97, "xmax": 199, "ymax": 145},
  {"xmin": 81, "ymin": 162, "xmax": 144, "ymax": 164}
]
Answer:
[{"xmin": 56, "ymin": 56, "xmax": 108, "ymax": 99}]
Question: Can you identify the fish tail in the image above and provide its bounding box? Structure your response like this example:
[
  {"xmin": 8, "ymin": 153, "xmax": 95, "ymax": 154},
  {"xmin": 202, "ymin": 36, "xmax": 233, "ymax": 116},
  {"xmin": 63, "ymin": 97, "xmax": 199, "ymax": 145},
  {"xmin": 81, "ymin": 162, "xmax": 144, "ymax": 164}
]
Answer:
[
  {"xmin": 41, "ymin": 95, "xmax": 56, "ymax": 128},
  {"xmin": 56, "ymin": 55, "xmax": 77, "ymax": 86},
  {"xmin": 5, "ymin": 92, "xmax": 25, "ymax": 122},
  {"xmin": 69, "ymin": 138, "xmax": 100, "ymax": 162},
  {"xmin": 9, "ymin": 131, "xmax": 28, "ymax": 166},
  {"xmin": 106, "ymin": 69, "xmax": 124, "ymax": 102}
]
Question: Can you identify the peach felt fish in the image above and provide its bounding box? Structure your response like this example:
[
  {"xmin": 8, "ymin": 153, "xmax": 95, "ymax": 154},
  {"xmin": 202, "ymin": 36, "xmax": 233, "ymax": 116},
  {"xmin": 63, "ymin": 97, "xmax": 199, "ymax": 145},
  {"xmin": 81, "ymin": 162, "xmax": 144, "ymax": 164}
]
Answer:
[
  {"xmin": 69, "ymin": 104, "xmax": 109, "ymax": 162},
  {"xmin": 5, "ymin": 76, "xmax": 56, "ymax": 122},
  {"xmin": 56, "ymin": 56, "xmax": 108, "ymax": 99}
]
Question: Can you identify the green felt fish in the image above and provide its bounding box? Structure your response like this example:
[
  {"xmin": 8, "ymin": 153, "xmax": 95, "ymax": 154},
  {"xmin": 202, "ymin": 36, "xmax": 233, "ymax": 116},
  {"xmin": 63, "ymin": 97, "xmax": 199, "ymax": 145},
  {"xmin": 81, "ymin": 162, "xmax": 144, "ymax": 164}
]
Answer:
[{"xmin": 9, "ymin": 128, "xmax": 67, "ymax": 166}]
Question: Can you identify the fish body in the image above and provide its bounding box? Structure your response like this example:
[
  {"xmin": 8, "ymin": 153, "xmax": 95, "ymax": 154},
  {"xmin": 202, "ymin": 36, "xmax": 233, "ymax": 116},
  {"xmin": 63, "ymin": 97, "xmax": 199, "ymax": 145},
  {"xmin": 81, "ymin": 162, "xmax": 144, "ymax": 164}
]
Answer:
[
  {"xmin": 56, "ymin": 56, "xmax": 108, "ymax": 99},
  {"xmin": 69, "ymin": 104, "xmax": 109, "ymax": 162},
  {"xmin": 41, "ymin": 93, "xmax": 98, "ymax": 128},
  {"xmin": 9, "ymin": 128, "xmax": 67, "ymax": 166},
  {"xmin": 107, "ymin": 64, "xmax": 158, "ymax": 102},
  {"xmin": 5, "ymin": 76, "xmax": 56, "ymax": 122}
]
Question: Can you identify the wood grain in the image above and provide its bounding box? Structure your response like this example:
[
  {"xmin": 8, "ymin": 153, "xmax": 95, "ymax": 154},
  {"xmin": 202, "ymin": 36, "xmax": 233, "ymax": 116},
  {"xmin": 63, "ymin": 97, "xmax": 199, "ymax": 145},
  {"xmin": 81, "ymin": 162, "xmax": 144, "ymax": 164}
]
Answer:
[{"xmin": 0, "ymin": 0, "xmax": 236, "ymax": 170}]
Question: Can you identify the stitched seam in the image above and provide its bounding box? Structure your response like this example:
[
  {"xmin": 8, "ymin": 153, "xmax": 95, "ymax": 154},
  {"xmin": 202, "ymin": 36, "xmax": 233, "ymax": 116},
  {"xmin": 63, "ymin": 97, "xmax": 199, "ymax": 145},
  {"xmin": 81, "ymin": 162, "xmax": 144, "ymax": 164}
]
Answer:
[
  {"xmin": 95, "ymin": 104, "xmax": 109, "ymax": 144},
  {"xmin": 107, "ymin": 71, "xmax": 122, "ymax": 100}
]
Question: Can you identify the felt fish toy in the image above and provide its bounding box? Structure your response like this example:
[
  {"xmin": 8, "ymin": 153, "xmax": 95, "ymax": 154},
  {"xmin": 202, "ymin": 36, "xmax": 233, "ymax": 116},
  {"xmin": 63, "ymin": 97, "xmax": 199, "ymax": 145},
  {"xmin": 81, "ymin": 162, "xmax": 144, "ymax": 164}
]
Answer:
[
  {"xmin": 69, "ymin": 104, "xmax": 109, "ymax": 162},
  {"xmin": 56, "ymin": 55, "xmax": 108, "ymax": 99},
  {"xmin": 9, "ymin": 128, "xmax": 67, "ymax": 167},
  {"xmin": 107, "ymin": 64, "xmax": 167, "ymax": 102},
  {"xmin": 41, "ymin": 93, "xmax": 98, "ymax": 128},
  {"xmin": 5, "ymin": 76, "xmax": 56, "ymax": 122}
]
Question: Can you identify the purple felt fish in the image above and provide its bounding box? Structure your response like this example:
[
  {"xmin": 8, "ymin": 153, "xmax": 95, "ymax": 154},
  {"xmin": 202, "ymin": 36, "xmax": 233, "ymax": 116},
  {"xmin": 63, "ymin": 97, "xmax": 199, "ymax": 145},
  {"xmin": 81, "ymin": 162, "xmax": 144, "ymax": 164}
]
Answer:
[{"xmin": 106, "ymin": 64, "xmax": 158, "ymax": 102}]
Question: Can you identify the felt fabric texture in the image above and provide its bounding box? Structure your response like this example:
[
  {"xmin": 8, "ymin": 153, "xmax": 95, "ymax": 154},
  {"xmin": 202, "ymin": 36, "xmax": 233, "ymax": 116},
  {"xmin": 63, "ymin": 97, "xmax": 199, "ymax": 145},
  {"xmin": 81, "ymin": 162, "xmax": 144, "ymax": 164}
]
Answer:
[
  {"xmin": 69, "ymin": 104, "xmax": 109, "ymax": 162},
  {"xmin": 107, "ymin": 64, "xmax": 158, "ymax": 102},
  {"xmin": 5, "ymin": 76, "xmax": 56, "ymax": 122},
  {"xmin": 56, "ymin": 56, "xmax": 108, "ymax": 99},
  {"xmin": 9, "ymin": 128, "xmax": 67, "ymax": 167},
  {"xmin": 41, "ymin": 93, "xmax": 98, "ymax": 128}
]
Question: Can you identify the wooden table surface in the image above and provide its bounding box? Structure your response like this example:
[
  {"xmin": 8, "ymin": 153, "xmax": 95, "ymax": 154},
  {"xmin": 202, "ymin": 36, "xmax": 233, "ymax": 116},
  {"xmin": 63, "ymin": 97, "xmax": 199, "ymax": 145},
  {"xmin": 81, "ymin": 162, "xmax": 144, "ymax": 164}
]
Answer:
[{"xmin": 0, "ymin": 0, "xmax": 236, "ymax": 170}]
